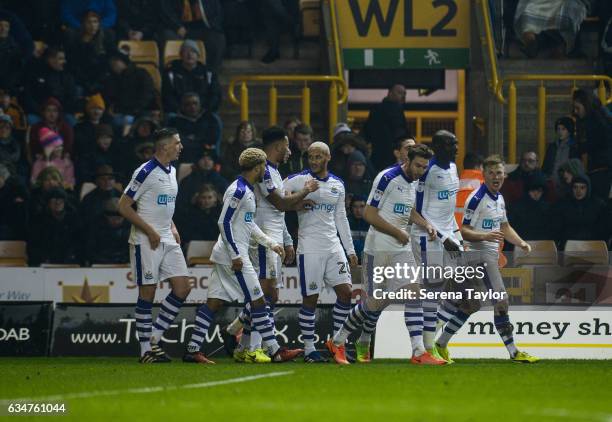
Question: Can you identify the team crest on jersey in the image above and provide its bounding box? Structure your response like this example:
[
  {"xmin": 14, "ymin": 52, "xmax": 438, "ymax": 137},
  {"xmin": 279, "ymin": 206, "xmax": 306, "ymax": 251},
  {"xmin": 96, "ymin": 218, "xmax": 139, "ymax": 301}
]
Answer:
[
  {"xmin": 417, "ymin": 182, "xmax": 425, "ymax": 192},
  {"xmin": 270, "ymin": 267, "xmax": 276, "ymax": 277},
  {"xmin": 265, "ymin": 178, "xmax": 275, "ymax": 190},
  {"xmin": 331, "ymin": 187, "xmax": 339, "ymax": 195},
  {"xmin": 253, "ymin": 286, "xmax": 261, "ymax": 296},
  {"xmin": 144, "ymin": 271, "xmax": 154, "ymax": 280},
  {"xmin": 373, "ymin": 189, "xmax": 383, "ymax": 201},
  {"xmin": 464, "ymin": 208, "xmax": 474, "ymax": 220},
  {"xmin": 229, "ymin": 196, "xmax": 240, "ymax": 208},
  {"xmin": 309, "ymin": 282, "xmax": 318, "ymax": 291},
  {"xmin": 130, "ymin": 180, "xmax": 141, "ymax": 193}
]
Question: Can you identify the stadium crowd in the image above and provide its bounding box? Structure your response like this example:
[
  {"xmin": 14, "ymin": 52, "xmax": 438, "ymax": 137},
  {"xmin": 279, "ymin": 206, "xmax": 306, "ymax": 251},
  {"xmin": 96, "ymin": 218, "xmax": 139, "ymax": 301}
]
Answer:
[{"xmin": 0, "ymin": 1, "xmax": 610, "ymax": 266}]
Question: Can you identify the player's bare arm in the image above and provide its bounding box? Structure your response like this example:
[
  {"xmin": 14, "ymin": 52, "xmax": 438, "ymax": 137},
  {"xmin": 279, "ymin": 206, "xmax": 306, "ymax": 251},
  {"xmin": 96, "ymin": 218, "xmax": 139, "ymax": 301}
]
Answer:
[
  {"xmin": 500, "ymin": 222, "xmax": 531, "ymax": 252},
  {"xmin": 118, "ymin": 194, "xmax": 161, "ymax": 249},
  {"xmin": 409, "ymin": 208, "xmax": 436, "ymax": 240},
  {"xmin": 364, "ymin": 205, "xmax": 409, "ymax": 245},
  {"xmin": 171, "ymin": 220, "xmax": 181, "ymax": 244},
  {"xmin": 461, "ymin": 223, "xmax": 504, "ymax": 243}
]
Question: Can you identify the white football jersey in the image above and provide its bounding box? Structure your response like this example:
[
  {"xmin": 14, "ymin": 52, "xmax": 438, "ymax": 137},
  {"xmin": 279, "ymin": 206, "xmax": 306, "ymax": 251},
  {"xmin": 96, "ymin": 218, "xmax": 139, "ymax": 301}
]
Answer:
[
  {"xmin": 364, "ymin": 164, "xmax": 417, "ymax": 253},
  {"xmin": 462, "ymin": 183, "xmax": 508, "ymax": 252},
  {"xmin": 211, "ymin": 176, "xmax": 262, "ymax": 265},
  {"xmin": 125, "ymin": 158, "xmax": 178, "ymax": 245},
  {"xmin": 254, "ymin": 161, "xmax": 291, "ymax": 245},
  {"xmin": 283, "ymin": 170, "xmax": 355, "ymax": 255},
  {"xmin": 411, "ymin": 159, "xmax": 460, "ymax": 239}
]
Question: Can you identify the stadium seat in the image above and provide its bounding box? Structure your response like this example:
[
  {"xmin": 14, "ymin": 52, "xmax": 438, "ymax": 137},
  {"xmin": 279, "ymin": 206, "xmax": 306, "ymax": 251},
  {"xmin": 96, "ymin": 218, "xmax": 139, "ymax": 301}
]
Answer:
[
  {"xmin": 513, "ymin": 240, "xmax": 558, "ymax": 266},
  {"xmin": 80, "ymin": 182, "xmax": 96, "ymax": 201},
  {"xmin": 300, "ymin": 0, "xmax": 321, "ymax": 37},
  {"xmin": 118, "ymin": 40, "xmax": 159, "ymax": 67},
  {"xmin": 186, "ymin": 241, "xmax": 215, "ymax": 266},
  {"xmin": 564, "ymin": 240, "xmax": 609, "ymax": 266},
  {"xmin": 0, "ymin": 241, "xmax": 27, "ymax": 267},
  {"xmin": 178, "ymin": 163, "xmax": 193, "ymax": 183},
  {"xmin": 164, "ymin": 40, "xmax": 206, "ymax": 66},
  {"xmin": 137, "ymin": 63, "xmax": 162, "ymax": 93}
]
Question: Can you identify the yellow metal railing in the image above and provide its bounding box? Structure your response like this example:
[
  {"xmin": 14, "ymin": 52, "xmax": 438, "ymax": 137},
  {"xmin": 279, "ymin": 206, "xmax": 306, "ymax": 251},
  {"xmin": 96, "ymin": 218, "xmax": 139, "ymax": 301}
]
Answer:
[
  {"xmin": 476, "ymin": 0, "xmax": 612, "ymax": 164},
  {"xmin": 228, "ymin": 0, "xmax": 347, "ymax": 142},
  {"xmin": 228, "ymin": 75, "xmax": 348, "ymax": 139}
]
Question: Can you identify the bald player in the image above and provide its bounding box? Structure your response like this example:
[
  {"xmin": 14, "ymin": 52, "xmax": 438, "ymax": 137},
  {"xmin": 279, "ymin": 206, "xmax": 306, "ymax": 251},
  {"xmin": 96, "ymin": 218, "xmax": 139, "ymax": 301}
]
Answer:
[{"xmin": 283, "ymin": 142, "xmax": 358, "ymax": 363}]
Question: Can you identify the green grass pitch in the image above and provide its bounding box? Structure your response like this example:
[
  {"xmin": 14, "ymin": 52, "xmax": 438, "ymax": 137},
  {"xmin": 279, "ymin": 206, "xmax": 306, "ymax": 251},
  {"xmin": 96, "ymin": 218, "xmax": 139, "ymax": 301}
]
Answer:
[{"xmin": 1, "ymin": 358, "xmax": 611, "ymax": 421}]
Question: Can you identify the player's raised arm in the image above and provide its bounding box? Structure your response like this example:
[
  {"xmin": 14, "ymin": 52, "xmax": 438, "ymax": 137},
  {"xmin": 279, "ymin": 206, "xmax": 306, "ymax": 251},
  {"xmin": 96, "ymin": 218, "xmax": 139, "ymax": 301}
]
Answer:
[{"xmin": 266, "ymin": 178, "xmax": 318, "ymax": 211}]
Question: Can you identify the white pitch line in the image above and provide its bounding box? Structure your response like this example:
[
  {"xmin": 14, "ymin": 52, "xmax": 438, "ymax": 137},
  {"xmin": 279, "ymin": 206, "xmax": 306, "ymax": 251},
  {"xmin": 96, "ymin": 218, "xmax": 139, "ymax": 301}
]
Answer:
[{"xmin": 0, "ymin": 371, "xmax": 294, "ymax": 404}]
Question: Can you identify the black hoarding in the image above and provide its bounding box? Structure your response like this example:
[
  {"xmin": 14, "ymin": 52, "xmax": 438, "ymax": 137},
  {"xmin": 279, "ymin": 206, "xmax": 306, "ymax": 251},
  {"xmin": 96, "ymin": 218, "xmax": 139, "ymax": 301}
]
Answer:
[
  {"xmin": 51, "ymin": 304, "xmax": 364, "ymax": 357},
  {"xmin": 0, "ymin": 301, "xmax": 53, "ymax": 356}
]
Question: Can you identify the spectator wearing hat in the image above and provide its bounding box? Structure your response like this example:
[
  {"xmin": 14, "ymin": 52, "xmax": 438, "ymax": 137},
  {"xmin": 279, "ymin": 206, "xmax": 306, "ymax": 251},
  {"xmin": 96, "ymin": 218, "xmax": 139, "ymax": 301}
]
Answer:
[
  {"xmin": 28, "ymin": 186, "xmax": 81, "ymax": 266},
  {"xmin": 73, "ymin": 93, "xmax": 111, "ymax": 158},
  {"xmin": 85, "ymin": 197, "xmax": 130, "ymax": 265},
  {"xmin": 80, "ymin": 163, "xmax": 121, "ymax": 225},
  {"xmin": 77, "ymin": 124, "xmax": 121, "ymax": 184},
  {"xmin": 65, "ymin": 10, "xmax": 116, "ymax": 95},
  {"xmin": 0, "ymin": 163, "xmax": 28, "ymax": 240},
  {"xmin": 0, "ymin": 115, "xmax": 21, "ymax": 175},
  {"xmin": 162, "ymin": 39, "xmax": 221, "ymax": 115},
  {"xmin": 330, "ymin": 130, "xmax": 371, "ymax": 179},
  {"xmin": 102, "ymin": 50, "xmax": 156, "ymax": 130},
  {"xmin": 543, "ymin": 116, "xmax": 580, "ymax": 183},
  {"xmin": 508, "ymin": 174, "xmax": 553, "ymax": 243},
  {"xmin": 177, "ymin": 150, "xmax": 228, "ymax": 210},
  {"xmin": 555, "ymin": 158, "xmax": 586, "ymax": 201},
  {"xmin": 552, "ymin": 174, "xmax": 608, "ymax": 249},
  {"xmin": 157, "ymin": 0, "xmax": 226, "ymax": 71},
  {"xmin": 27, "ymin": 97, "xmax": 74, "ymax": 161},
  {"xmin": 60, "ymin": 0, "xmax": 116, "ymax": 29},
  {"xmin": 168, "ymin": 92, "xmax": 221, "ymax": 163},
  {"xmin": 175, "ymin": 183, "xmax": 222, "ymax": 245},
  {"xmin": 23, "ymin": 47, "xmax": 78, "ymax": 119},
  {"xmin": 344, "ymin": 150, "xmax": 373, "ymax": 199},
  {"xmin": 30, "ymin": 127, "xmax": 75, "ymax": 189},
  {"xmin": 118, "ymin": 114, "xmax": 159, "ymax": 174},
  {"xmin": 347, "ymin": 195, "xmax": 369, "ymax": 264}
]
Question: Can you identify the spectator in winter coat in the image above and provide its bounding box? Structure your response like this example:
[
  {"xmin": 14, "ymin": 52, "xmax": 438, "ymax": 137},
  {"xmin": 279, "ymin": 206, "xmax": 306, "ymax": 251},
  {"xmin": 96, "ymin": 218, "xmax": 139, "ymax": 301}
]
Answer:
[
  {"xmin": 363, "ymin": 84, "xmax": 407, "ymax": 171},
  {"xmin": 508, "ymin": 174, "xmax": 554, "ymax": 242},
  {"xmin": 65, "ymin": 10, "xmax": 116, "ymax": 95},
  {"xmin": 30, "ymin": 127, "xmax": 75, "ymax": 189},
  {"xmin": 0, "ymin": 163, "xmax": 28, "ymax": 240},
  {"xmin": 23, "ymin": 47, "xmax": 78, "ymax": 117},
  {"xmin": 80, "ymin": 164, "xmax": 121, "ymax": 225},
  {"xmin": 168, "ymin": 92, "xmax": 220, "ymax": 162},
  {"xmin": 162, "ymin": 40, "xmax": 221, "ymax": 114},
  {"xmin": 85, "ymin": 197, "xmax": 130, "ymax": 265},
  {"xmin": 552, "ymin": 174, "xmax": 608, "ymax": 249},
  {"xmin": 103, "ymin": 51, "xmax": 156, "ymax": 129},
  {"xmin": 175, "ymin": 183, "xmax": 222, "ymax": 244},
  {"xmin": 542, "ymin": 116, "xmax": 580, "ymax": 183},
  {"xmin": 73, "ymin": 93, "xmax": 112, "ymax": 158},
  {"xmin": 0, "ymin": 115, "xmax": 21, "ymax": 175},
  {"xmin": 573, "ymin": 88, "xmax": 612, "ymax": 201},
  {"xmin": 28, "ymin": 187, "xmax": 81, "ymax": 266},
  {"xmin": 177, "ymin": 150, "xmax": 228, "ymax": 209},
  {"xmin": 0, "ymin": 10, "xmax": 32, "ymax": 92},
  {"xmin": 500, "ymin": 150, "xmax": 555, "ymax": 205},
  {"xmin": 77, "ymin": 124, "xmax": 121, "ymax": 184}
]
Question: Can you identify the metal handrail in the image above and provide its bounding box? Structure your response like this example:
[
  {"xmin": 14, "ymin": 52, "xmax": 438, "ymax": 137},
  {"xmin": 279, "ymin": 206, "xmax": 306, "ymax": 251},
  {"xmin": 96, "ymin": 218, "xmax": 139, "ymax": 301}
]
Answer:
[{"xmin": 227, "ymin": 75, "xmax": 347, "ymax": 106}]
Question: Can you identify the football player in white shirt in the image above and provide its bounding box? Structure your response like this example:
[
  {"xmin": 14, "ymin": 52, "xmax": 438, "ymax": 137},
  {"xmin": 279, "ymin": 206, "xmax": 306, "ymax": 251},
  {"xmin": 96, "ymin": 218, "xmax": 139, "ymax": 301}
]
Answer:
[
  {"xmin": 433, "ymin": 155, "xmax": 539, "ymax": 363},
  {"xmin": 326, "ymin": 144, "xmax": 446, "ymax": 365},
  {"xmin": 410, "ymin": 130, "xmax": 463, "ymax": 358},
  {"xmin": 118, "ymin": 128, "xmax": 191, "ymax": 363},
  {"xmin": 283, "ymin": 142, "xmax": 358, "ymax": 363},
  {"xmin": 183, "ymin": 148, "xmax": 303, "ymax": 363},
  {"xmin": 222, "ymin": 126, "xmax": 318, "ymax": 362}
]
